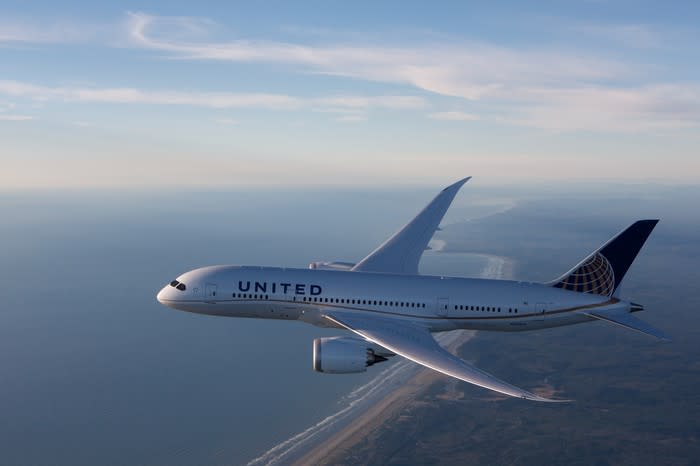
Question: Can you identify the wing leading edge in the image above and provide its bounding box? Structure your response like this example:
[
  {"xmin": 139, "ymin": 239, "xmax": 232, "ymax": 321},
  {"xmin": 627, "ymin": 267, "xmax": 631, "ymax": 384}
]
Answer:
[
  {"xmin": 351, "ymin": 177, "xmax": 471, "ymax": 275},
  {"xmin": 323, "ymin": 310, "xmax": 568, "ymax": 402}
]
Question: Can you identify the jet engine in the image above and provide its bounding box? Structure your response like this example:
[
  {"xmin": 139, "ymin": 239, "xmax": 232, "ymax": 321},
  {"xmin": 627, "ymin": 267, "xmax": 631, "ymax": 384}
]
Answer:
[{"xmin": 312, "ymin": 336, "xmax": 394, "ymax": 374}]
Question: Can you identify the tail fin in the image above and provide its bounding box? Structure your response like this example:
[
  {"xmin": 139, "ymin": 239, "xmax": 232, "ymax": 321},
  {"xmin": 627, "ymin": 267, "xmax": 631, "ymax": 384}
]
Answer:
[{"xmin": 549, "ymin": 220, "xmax": 659, "ymax": 297}]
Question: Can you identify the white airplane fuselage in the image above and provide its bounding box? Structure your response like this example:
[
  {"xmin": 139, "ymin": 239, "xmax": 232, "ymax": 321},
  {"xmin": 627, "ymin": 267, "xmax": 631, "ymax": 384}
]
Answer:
[
  {"xmin": 156, "ymin": 178, "xmax": 661, "ymax": 402},
  {"xmin": 157, "ymin": 265, "xmax": 628, "ymax": 332}
]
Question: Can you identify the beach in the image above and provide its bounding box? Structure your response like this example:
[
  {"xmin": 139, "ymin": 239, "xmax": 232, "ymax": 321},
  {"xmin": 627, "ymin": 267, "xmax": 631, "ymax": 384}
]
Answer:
[
  {"xmin": 289, "ymin": 330, "xmax": 476, "ymax": 466},
  {"xmin": 248, "ymin": 253, "xmax": 513, "ymax": 466}
]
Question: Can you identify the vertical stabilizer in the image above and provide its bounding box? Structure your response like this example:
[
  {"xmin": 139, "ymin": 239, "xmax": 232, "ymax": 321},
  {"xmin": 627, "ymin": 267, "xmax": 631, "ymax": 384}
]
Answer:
[{"xmin": 549, "ymin": 220, "xmax": 659, "ymax": 297}]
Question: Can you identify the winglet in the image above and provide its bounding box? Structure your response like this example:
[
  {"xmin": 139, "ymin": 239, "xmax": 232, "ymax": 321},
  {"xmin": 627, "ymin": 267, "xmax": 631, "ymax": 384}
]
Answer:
[{"xmin": 352, "ymin": 177, "xmax": 471, "ymax": 274}]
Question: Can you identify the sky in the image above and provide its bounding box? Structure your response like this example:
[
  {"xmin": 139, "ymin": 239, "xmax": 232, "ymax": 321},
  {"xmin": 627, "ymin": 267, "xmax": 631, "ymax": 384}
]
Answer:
[{"xmin": 1, "ymin": 1, "xmax": 699, "ymax": 188}]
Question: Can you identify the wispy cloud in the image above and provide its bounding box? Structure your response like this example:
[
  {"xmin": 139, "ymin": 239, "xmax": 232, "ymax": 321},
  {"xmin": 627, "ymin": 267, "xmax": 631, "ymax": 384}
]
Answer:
[
  {"xmin": 0, "ymin": 114, "xmax": 33, "ymax": 121},
  {"xmin": 0, "ymin": 80, "xmax": 425, "ymax": 114},
  {"xmin": 72, "ymin": 120, "xmax": 93, "ymax": 127},
  {"xmin": 0, "ymin": 18, "xmax": 107, "ymax": 44},
  {"xmin": 2, "ymin": 13, "xmax": 699, "ymax": 132},
  {"xmin": 498, "ymin": 84, "xmax": 700, "ymax": 131},
  {"xmin": 335, "ymin": 114, "xmax": 367, "ymax": 123},
  {"xmin": 215, "ymin": 118, "xmax": 239, "ymax": 125},
  {"xmin": 0, "ymin": 80, "xmax": 300, "ymax": 109},
  {"xmin": 126, "ymin": 12, "xmax": 627, "ymax": 101},
  {"xmin": 428, "ymin": 111, "xmax": 479, "ymax": 121},
  {"xmin": 313, "ymin": 95, "xmax": 425, "ymax": 110},
  {"xmin": 121, "ymin": 12, "xmax": 700, "ymax": 131}
]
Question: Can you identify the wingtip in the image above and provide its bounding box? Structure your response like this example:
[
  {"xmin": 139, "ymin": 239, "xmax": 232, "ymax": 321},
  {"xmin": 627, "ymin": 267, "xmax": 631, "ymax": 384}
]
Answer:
[
  {"xmin": 520, "ymin": 388, "xmax": 572, "ymax": 403},
  {"xmin": 442, "ymin": 177, "xmax": 471, "ymax": 192},
  {"xmin": 542, "ymin": 397, "xmax": 574, "ymax": 403},
  {"xmin": 526, "ymin": 394, "xmax": 573, "ymax": 403}
]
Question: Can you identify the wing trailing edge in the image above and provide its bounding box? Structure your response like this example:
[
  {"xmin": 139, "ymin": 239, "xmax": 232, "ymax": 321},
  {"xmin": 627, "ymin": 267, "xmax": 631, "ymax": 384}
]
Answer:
[{"xmin": 323, "ymin": 310, "xmax": 569, "ymax": 402}]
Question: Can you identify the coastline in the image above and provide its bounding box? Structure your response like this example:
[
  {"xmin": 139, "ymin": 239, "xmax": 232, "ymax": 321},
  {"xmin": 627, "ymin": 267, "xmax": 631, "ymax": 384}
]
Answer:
[
  {"xmin": 289, "ymin": 331, "xmax": 475, "ymax": 466},
  {"xmin": 247, "ymin": 254, "xmax": 512, "ymax": 466}
]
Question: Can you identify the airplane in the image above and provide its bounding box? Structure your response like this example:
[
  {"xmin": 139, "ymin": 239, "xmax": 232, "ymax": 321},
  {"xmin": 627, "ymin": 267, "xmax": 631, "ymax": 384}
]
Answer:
[{"xmin": 156, "ymin": 177, "xmax": 667, "ymax": 402}]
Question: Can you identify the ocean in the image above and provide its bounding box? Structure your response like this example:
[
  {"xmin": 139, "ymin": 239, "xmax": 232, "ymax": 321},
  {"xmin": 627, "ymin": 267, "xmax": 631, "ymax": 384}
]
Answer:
[{"xmin": 0, "ymin": 187, "xmax": 499, "ymax": 466}]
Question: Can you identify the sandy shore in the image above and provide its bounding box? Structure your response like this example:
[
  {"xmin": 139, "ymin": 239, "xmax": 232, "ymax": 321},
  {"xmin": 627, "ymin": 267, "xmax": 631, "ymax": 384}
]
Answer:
[
  {"xmin": 290, "ymin": 330, "xmax": 475, "ymax": 466},
  {"xmin": 250, "ymin": 254, "xmax": 512, "ymax": 466}
]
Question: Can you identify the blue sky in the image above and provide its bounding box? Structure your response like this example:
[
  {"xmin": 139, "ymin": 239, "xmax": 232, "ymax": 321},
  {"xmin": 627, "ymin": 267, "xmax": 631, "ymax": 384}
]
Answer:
[{"xmin": 1, "ymin": 1, "xmax": 699, "ymax": 188}]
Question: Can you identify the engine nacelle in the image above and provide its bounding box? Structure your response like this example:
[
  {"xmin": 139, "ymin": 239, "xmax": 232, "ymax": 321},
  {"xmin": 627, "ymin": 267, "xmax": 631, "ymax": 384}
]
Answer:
[
  {"xmin": 308, "ymin": 261, "xmax": 356, "ymax": 271},
  {"xmin": 312, "ymin": 336, "xmax": 394, "ymax": 374}
]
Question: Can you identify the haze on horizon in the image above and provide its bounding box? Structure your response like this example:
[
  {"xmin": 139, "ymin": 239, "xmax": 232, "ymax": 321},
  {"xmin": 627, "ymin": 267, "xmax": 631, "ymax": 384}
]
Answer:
[{"xmin": 1, "ymin": 1, "xmax": 700, "ymax": 189}]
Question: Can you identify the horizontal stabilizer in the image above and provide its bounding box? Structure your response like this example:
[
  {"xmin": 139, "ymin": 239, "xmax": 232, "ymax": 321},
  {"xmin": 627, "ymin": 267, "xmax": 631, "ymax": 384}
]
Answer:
[{"xmin": 584, "ymin": 311, "xmax": 670, "ymax": 341}]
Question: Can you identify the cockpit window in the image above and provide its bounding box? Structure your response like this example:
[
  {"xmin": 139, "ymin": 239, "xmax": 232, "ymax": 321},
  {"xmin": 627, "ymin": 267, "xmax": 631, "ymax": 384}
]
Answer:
[{"xmin": 169, "ymin": 280, "xmax": 186, "ymax": 291}]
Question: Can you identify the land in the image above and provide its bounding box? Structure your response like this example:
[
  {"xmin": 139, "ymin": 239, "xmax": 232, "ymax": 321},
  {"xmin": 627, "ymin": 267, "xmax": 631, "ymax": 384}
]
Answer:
[
  {"xmin": 291, "ymin": 332, "xmax": 476, "ymax": 466},
  {"xmin": 297, "ymin": 196, "xmax": 700, "ymax": 466}
]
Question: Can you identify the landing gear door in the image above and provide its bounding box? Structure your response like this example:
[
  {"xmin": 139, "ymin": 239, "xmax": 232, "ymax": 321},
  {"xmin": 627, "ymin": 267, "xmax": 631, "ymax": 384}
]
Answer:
[{"xmin": 437, "ymin": 297, "xmax": 449, "ymax": 317}]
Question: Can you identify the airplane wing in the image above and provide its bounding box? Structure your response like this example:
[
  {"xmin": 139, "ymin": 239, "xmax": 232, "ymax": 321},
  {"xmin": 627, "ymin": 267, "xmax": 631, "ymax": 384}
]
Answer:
[
  {"xmin": 351, "ymin": 177, "xmax": 471, "ymax": 275},
  {"xmin": 323, "ymin": 310, "xmax": 568, "ymax": 402}
]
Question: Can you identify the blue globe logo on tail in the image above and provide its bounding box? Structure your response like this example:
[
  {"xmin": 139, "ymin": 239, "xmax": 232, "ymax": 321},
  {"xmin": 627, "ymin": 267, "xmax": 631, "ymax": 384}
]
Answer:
[
  {"xmin": 549, "ymin": 219, "xmax": 659, "ymax": 298},
  {"xmin": 552, "ymin": 252, "xmax": 615, "ymax": 297}
]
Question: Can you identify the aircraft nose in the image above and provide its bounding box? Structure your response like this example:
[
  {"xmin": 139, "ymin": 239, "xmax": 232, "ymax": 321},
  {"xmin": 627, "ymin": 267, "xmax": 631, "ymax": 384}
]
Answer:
[
  {"xmin": 156, "ymin": 286, "xmax": 167, "ymax": 303},
  {"xmin": 156, "ymin": 283, "xmax": 179, "ymax": 306}
]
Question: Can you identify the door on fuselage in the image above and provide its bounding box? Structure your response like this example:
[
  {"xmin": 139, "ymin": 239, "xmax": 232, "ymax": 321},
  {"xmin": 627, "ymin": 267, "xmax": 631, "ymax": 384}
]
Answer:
[
  {"xmin": 206, "ymin": 283, "xmax": 218, "ymax": 299},
  {"xmin": 534, "ymin": 302, "xmax": 548, "ymax": 321},
  {"xmin": 437, "ymin": 297, "xmax": 449, "ymax": 317}
]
